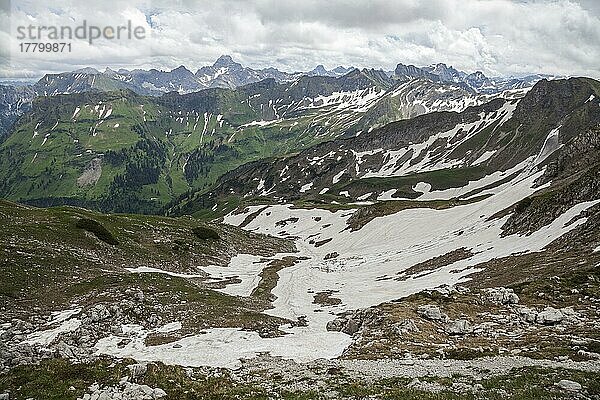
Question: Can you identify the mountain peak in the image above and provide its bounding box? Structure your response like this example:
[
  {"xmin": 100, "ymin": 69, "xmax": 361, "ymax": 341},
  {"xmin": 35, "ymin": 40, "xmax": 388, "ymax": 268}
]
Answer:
[
  {"xmin": 213, "ymin": 55, "xmax": 240, "ymax": 68},
  {"xmin": 171, "ymin": 65, "xmax": 191, "ymax": 72},
  {"xmin": 394, "ymin": 63, "xmax": 436, "ymax": 81},
  {"xmin": 308, "ymin": 65, "xmax": 355, "ymax": 77},
  {"xmin": 73, "ymin": 67, "xmax": 100, "ymax": 75},
  {"xmin": 332, "ymin": 66, "xmax": 353, "ymax": 74}
]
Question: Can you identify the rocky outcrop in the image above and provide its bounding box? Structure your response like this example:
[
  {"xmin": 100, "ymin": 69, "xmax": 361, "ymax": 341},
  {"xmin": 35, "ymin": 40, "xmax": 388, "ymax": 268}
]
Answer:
[
  {"xmin": 326, "ymin": 309, "xmax": 383, "ymax": 335},
  {"xmin": 78, "ymin": 381, "xmax": 166, "ymax": 400},
  {"xmin": 445, "ymin": 319, "xmax": 472, "ymax": 335},
  {"xmin": 535, "ymin": 307, "xmax": 565, "ymax": 325},
  {"xmin": 483, "ymin": 287, "xmax": 520, "ymax": 305},
  {"xmin": 416, "ymin": 305, "xmax": 448, "ymax": 322}
]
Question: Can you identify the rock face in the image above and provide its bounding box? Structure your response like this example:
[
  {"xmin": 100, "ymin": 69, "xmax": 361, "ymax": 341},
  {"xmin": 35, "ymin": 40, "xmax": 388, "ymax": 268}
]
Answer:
[{"xmin": 0, "ymin": 84, "xmax": 35, "ymax": 137}]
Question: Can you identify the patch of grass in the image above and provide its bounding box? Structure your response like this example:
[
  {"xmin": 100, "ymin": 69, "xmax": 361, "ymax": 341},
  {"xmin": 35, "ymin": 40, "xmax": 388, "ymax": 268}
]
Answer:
[
  {"xmin": 0, "ymin": 200, "xmax": 294, "ymax": 323},
  {"xmin": 336, "ymin": 166, "xmax": 487, "ymax": 200},
  {"xmin": 191, "ymin": 226, "xmax": 220, "ymax": 240},
  {"xmin": 396, "ymin": 248, "xmax": 473, "ymax": 281},
  {"xmin": 1, "ymin": 358, "xmax": 598, "ymax": 400},
  {"xmin": 0, "ymin": 357, "xmax": 130, "ymax": 400},
  {"xmin": 313, "ymin": 291, "xmax": 342, "ymax": 306},
  {"xmin": 75, "ymin": 217, "xmax": 119, "ymax": 245},
  {"xmin": 251, "ymin": 256, "xmax": 301, "ymax": 307}
]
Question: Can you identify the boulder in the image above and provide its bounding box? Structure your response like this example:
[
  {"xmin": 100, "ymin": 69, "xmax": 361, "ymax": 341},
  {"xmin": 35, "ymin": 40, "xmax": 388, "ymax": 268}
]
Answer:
[
  {"xmin": 483, "ymin": 287, "xmax": 519, "ymax": 305},
  {"xmin": 394, "ymin": 319, "xmax": 419, "ymax": 335},
  {"xmin": 445, "ymin": 319, "xmax": 472, "ymax": 335},
  {"xmin": 416, "ymin": 305, "xmax": 447, "ymax": 321},
  {"xmin": 536, "ymin": 307, "xmax": 563, "ymax": 325},
  {"xmin": 517, "ymin": 306, "xmax": 538, "ymax": 323},
  {"xmin": 87, "ymin": 305, "xmax": 111, "ymax": 323},
  {"xmin": 326, "ymin": 319, "xmax": 345, "ymax": 332},
  {"xmin": 555, "ymin": 379, "xmax": 582, "ymax": 391}
]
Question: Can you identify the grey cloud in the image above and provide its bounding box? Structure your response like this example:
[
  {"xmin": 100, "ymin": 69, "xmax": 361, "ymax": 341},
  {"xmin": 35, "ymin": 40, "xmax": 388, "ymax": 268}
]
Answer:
[{"xmin": 1, "ymin": 0, "xmax": 599, "ymax": 80}]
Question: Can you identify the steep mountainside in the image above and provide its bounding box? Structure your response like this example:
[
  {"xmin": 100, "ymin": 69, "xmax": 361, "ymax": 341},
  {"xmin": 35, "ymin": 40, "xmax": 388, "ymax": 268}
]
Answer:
[
  {"xmin": 0, "ymin": 85, "xmax": 35, "ymax": 138},
  {"xmin": 0, "ymin": 56, "xmax": 548, "ymax": 136},
  {"xmin": 145, "ymin": 76, "xmax": 600, "ymax": 376},
  {"xmin": 0, "ymin": 59, "xmax": 550, "ymax": 144},
  {"xmin": 172, "ymin": 78, "xmax": 600, "ymax": 217},
  {"xmin": 0, "ymin": 67, "xmax": 524, "ymax": 213}
]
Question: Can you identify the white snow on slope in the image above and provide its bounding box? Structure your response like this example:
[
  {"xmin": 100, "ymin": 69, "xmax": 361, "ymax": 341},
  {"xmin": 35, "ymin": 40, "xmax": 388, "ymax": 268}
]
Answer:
[
  {"xmin": 157, "ymin": 321, "xmax": 182, "ymax": 333},
  {"xmin": 200, "ymin": 254, "xmax": 268, "ymax": 297},
  {"xmin": 95, "ymin": 325, "xmax": 350, "ymax": 369},
  {"xmin": 535, "ymin": 126, "xmax": 562, "ymax": 165},
  {"xmin": 300, "ymin": 87, "xmax": 385, "ymax": 113},
  {"xmin": 23, "ymin": 310, "xmax": 81, "ymax": 347},
  {"xmin": 127, "ymin": 255, "xmax": 269, "ymax": 297},
  {"xmin": 472, "ymin": 150, "xmax": 497, "ymax": 166},
  {"xmin": 95, "ymin": 165, "xmax": 597, "ymax": 368},
  {"xmin": 300, "ymin": 182, "xmax": 313, "ymax": 193},
  {"xmin": 359, "ymin": 100, "xmax": 518, "ymax": 179},
  {"xmin": 332, "ymin": 170, "xmax": 346, "ymax": 184},
  {"xmin": 126, "ymin": 266, "xmax": 205, "ymax": 278},
  {"xmin": 414, "ymin": 158, "xmax": 532, "ymax": 201},
  {"xmin": 47, "ymin": 308, "xmax": 81, "ymax": 325}
]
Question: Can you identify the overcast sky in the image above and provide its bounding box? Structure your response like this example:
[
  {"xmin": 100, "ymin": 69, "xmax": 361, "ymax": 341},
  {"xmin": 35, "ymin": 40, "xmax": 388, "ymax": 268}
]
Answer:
[{"xmin": 1, "ymin": 0, "xmax": 599, "ymax": 79}]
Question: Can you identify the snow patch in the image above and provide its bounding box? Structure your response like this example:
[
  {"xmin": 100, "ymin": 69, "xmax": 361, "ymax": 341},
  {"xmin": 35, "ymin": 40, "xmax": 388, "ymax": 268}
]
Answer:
[
  {"xmin": 199, "ymin": 254, "xmax": 268, "ymax": 297},
  {"xmin": 332, "ymin": 170, "xmax": 346, "ymax": 184},
  {"xmin": 300, "ymin": 182, "xmax": 313, "ymax": 193},
  {"xmin": 472, "ymin": 150, "xmax": 497, "ymax": 166},
  {"xmin": 126, "ymin": 266, "xmax": 204, "ymax": 278},
  {"xmin": 157, "ymin": 321, "xmax": 182, "ymax": 333},
  {"xmin": 24, "ymin": 317, "xmax": 81, "ymax": 347}
]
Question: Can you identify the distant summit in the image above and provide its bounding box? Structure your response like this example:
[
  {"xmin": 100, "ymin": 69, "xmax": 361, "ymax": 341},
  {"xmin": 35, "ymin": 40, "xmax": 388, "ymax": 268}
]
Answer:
[{"xmin": 308, "ymin": 64, "xmax": 355, "ymax": 77}]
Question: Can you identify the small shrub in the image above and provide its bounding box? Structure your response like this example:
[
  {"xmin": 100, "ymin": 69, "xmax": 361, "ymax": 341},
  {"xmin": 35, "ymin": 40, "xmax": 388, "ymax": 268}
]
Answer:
[
  {"xmin": 192, "ymin": 226, "xmax": 220, "ymax": 240},
  {"xmin": 75, "ymin": 218, "xmax": 119, "ymax": 245}
]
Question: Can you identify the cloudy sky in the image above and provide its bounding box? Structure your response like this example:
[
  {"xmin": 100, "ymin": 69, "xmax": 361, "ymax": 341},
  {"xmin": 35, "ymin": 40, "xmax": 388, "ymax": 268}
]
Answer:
[{"xmin": 1, "ymin": 0, "xmax": 599, "ymax": 79}]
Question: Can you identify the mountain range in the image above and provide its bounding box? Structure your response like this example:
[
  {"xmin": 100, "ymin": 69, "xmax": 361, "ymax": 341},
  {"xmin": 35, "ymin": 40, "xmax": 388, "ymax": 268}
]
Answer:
[
  {"xmin": 1, "ymin": 53, "xmax": 599, "ymax": 399},
  {"xmin": 0, "ymin": 57, "xmax": 555, "ymax": 149},
  {"xmin": 0, "ymin": 59, "xmax": 542, "ymax": 213}
]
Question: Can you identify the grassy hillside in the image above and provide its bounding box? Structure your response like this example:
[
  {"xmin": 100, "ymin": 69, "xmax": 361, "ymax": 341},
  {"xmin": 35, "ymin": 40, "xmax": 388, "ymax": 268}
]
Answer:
[{"xmin": 0, "ymin": 200, "xmax": 294, "ymax": 320}]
